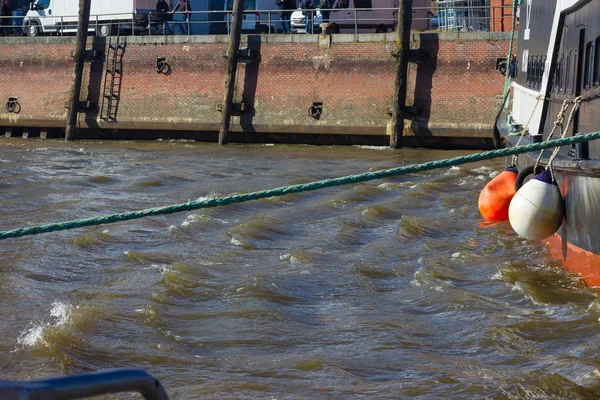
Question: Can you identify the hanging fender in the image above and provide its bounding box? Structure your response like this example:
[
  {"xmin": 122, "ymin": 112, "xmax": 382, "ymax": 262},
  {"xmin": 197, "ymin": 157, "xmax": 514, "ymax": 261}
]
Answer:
[
  {"xmin": 478, "ymin": 165, "xmax": 518, "ymax": 221},
  {"xmin": 508, "ymin": 169, "xmax": 565, "ymax": 241},
  {"xmin": 515, "ymin": 165, "xmax": 545, "ymax": 191}
]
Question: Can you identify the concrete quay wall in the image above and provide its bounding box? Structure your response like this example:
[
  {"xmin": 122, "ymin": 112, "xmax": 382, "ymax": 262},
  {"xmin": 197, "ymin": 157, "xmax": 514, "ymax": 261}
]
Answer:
[{"xmin": 0, "ymin": 32, "xmax": 511, "ymax": 148}]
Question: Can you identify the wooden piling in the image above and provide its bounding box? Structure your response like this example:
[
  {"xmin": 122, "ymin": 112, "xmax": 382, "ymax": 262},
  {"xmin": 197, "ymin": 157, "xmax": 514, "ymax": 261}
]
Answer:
[
  {"xmin": 218, "ymin": 0, "xmax": 245, "ymax": 146},
  {"xmin": 65, "ymin": 0, "xmax": 92, "ymax": 142},
  {"xmin": 390, "ymin": 0, "xmax": 413, "ymax": 149}
]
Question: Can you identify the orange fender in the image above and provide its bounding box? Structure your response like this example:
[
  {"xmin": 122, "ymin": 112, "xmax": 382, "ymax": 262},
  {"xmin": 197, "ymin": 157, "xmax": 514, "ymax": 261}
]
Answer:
[{"xmin": 478, "ymin": 166, "xmax": 518, "ymax": 221}]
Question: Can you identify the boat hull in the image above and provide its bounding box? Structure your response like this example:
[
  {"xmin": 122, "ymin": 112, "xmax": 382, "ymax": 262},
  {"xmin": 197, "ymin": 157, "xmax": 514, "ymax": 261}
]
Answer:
[{"xmin": 502, "ymin": 126, "xmax": 600, "ymax": 287}]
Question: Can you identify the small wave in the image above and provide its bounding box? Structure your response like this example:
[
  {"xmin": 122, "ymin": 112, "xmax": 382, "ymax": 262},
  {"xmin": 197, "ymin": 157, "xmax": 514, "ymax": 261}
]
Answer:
[
  {"xmin": 279, "ymin": 250, "xmax": 316, "ymax": 266},
  {"xmin": 396, "ymin": 215, "xmax": 451, "ymax": 240},
  {"xmin": 16, "ymin": 301, "xmax": 74, "ymax": 349},
  {"xmin": 181, "ymin": 213, "xmax": 228, "ymax": 228},
  {"xmin": 87, "ymin": 175, "xmax": 114, "ymax": 184},
  {"xmin": 72, "ymin": 230, "xmax": 118, "ymax": 248},
  {"xmin": 225, "ymin": 283, "xmax": 301, "ymax": 305},
  {"xmin": 123, "ymin": 250, "xmax": 147, "ymax": 263},
  {"xmin": 135, "ymin": 180, "xmax": 163, "ymax": 187},
  {"xmin": 228, "ymin": 216, "xmax": 289, "ymax": 242},
  {"xmin": 360, "ymin": 204, "xmax": 402, "ymax": 221}
]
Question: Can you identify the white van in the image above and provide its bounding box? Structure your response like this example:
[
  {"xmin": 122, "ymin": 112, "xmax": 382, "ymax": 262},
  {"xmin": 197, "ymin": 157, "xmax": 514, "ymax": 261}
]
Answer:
[
  {"xmin": 225, "ymin": 0, "xmax": 261, "ymax": 33},
  {"xmin": 328, "ymin": 0, "xmax": 429, "ymax": 33},
  {"xmin": 23, "ymin": 0, "xmax": 156, "ymax": 37}
]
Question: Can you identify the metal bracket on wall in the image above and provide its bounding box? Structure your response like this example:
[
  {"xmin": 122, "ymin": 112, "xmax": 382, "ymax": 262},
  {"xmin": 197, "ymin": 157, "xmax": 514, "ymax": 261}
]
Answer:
[
  {"xmin": 386, "ymin": 105, "xmax": 421, "ymax": 119},
  {"xmin": 223, "ymin": 48, "xmax": 256, "ymax": 64},
  {"xmin": 78, "ymin": 101, "xmax": 97, "ymax": 111},
  {"xmin": 5, "ymin": 97, "xmax": 21, "ymax": 114},
  {"xmin": 408, "ymin": 48, "xmax": 428, "ymax": 64},
  {"xmin": 308, "ymin": 102, "xmax": 323, "ymax": 120},
  {"xmin": 237, "ymin": 48, "xmax": 256, "ymax": 63},
  {"xmin": 71, "ymin": 49, "xmax": 103, "ymax": 62}
]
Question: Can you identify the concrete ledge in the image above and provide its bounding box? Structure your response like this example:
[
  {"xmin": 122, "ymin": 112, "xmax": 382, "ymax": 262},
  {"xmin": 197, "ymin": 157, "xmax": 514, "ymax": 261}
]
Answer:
[{"xmin": 0, "ymin": 31, "xmax": 513, "ymax": 46}]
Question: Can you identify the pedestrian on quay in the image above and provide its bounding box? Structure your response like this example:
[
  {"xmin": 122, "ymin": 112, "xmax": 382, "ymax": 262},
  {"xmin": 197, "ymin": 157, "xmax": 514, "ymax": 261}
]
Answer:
[
  {"xmin": 172, "ymin": 0, "xmax": 192, "ymax": 35},
  {"xmin": 302, "ymin": 0, "xmax": 314, "ymax": 34},
  {"xmin": 509, "ymin": 54, "xmax": 517, "ymax": 79},
  {"xmin": 12, "ymin": 6, "xmax": 25, "ymax": 36},
  {"xmin": 0, "ymin": 0, "xmax": 12, "ymax": 37},
  {"xmin": 277, "ymin": 0, "xmax": 295, "ymax": 33},
  {"xmin": 156, "ymin": 0, "xmax": 171, "ymax": 34},
  {"xmin": 320, "ymin": 0, "xmax": 331, "ymax": 23}
]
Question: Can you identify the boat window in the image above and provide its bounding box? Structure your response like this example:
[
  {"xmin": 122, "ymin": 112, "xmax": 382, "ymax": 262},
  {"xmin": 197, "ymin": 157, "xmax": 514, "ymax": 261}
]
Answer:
[
  {"xmin": 595, "ymin": 36, "xmax": 600, "ymax": 87},
  {"xmin": 583, "ymin": 41, "xmax": 592, "ymax": 91},
  {"xmin": 564, "ymin": 51, "xmax": 570, "ymax": 94},
  {"xmin": 554, "ymin": 53, "xmax": 563, "ymax": 93},
  {"xmin": 540, "ymin": 55, "xmax": 546, "ymax": 90},
  {"xmin": 354, "ymin": 0, "xmax": 372, "ymax": 8},
  {"xmin": 569, "ymin": 49, "xmax": 577, "ymax": 95},
  {"xmin": 526, "ymin": 55, "xmax": 532, "ymax": 87},
  {"xmin": 35, "ymin": 0, "xmax": 50, "ymax": 9},
  {"xmin": 534, "ymin": 56, "xmax": 540, "ymax": 89}
]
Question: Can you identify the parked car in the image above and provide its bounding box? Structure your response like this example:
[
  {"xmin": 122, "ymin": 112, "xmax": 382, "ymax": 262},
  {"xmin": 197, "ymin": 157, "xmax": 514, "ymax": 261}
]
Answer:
[
  {"xmin": 290, "ymin": 7, "xmax": 321, "ymax": 33},
  {"xmin": 23, "ymin": 0, "xmax": 156, "ymax": 36}
]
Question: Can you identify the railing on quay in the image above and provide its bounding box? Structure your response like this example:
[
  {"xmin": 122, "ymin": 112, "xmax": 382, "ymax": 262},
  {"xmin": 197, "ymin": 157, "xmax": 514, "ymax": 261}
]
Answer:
[{"xmin": 0, "ymin": 5, "xmax": 514, "ymax": 38}]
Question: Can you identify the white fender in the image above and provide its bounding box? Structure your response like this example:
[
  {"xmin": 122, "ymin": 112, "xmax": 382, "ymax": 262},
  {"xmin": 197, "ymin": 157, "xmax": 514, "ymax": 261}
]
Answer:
[{"xmin": 508, "ymin": 174, "xmax": 565, "ymax": 241}]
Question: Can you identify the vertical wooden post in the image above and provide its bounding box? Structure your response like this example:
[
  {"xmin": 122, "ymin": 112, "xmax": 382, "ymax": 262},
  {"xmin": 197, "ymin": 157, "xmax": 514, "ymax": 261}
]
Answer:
[
  {"xmin": 65, "ymin": 0, "xmax": 92, "ymax": 141},
  {"xmin": 390, "ymin": 0, "xmax": 413, "ymax": 149},
  {"xmin": 218, "ymin": 0, "xmax": 245, "ymax": 145}
]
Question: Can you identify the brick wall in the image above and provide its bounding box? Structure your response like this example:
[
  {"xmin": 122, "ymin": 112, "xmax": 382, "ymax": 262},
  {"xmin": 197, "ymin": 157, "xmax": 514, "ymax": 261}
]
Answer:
[{"xmin": 0, "ymin": 32, "xmax": 512, "ymax": 147}]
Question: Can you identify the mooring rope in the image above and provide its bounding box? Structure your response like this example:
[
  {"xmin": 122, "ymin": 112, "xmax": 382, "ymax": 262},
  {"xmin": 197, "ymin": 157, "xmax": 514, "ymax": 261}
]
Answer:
[{"xmin": 1, "ymin": 131, "xmax": 599, "ymax": 241}]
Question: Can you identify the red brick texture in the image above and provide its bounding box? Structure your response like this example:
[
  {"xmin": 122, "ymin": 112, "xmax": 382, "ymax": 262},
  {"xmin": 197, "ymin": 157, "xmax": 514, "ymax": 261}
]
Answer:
[{"xmin": 0, "ymin": 33, "xmax": 511, "ymax": 144}]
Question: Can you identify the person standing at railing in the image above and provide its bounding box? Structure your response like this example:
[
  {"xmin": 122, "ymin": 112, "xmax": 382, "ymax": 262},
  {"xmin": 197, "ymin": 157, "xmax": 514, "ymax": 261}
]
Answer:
[
  {"xmin": 0, "ymin": 0, "xmax": 11, "ymax": 37},
  {"xmin": 12, "ymin": 6, "xmax": 25, "ymax": 36},
  {"xmin": 319, "ymin": 0, "xmax": 330, "ymax": 23},
  {"xmin": 302, "ymin": 0, "xmax": 314, "ymax": 34},
  {"xmin": 172, "ymin": 0, "xmax": 192, "ymax": 35},
  {"xmin": 276, "ymin": 0, "xmax": 295, "ymax": 33},
  {"xmin": 156, "ymin": 0, "xmax": 170, "ymax": 34}
]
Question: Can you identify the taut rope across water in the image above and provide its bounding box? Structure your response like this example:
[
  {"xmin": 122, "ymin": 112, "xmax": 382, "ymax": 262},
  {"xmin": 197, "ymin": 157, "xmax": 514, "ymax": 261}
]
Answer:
[{"xmin": 1, "ymin": 131, "xmax": 599, "ymax": 241}]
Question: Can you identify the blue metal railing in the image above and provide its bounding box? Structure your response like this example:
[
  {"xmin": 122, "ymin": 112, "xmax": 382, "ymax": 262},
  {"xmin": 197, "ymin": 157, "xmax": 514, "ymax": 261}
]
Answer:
[
  {"xmin": 0, "ymin": 369, "xmax": 168, "ymax": 400},
  {"xmin": 0, "ymin": 5, "xmax": 514, "ymax": 37}
]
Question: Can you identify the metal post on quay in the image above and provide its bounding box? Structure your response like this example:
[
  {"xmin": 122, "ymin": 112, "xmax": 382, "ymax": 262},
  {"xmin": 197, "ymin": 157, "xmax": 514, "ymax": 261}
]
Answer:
[
  {"xmin": 65, "ymin": 0, "xmax": 92, "ymax": 141},
  {"xmin": 390, "ymin": 0, "xmax": 413, "ymax": 149},
  {"xmin": 218, "ymin": 0, "xmax": 245, "ymax": 145}
]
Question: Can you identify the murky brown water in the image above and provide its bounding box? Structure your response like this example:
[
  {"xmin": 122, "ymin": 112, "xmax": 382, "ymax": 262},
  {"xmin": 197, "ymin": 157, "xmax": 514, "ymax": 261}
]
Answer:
[{"xmin": 1, "ymin": 138, "xmax": 599, "ymax": 399}]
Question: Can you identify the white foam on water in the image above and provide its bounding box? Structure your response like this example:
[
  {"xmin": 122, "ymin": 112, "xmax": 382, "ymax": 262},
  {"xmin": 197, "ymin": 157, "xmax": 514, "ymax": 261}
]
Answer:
[
  {"xmin": 17, "ymin": 301, "xmax": 72, "ymax": 348},
  {"xmin": 445, "ymin": 166, "xmax": 462, "ymax": 175},
  {"xmin": 472, "ymin": 166, "xmax": 496, "ymax": 174},
  {"xmin": 354, "ymin": 145, "xmax": 388, "ymax": 150},
  {"xmin": 230, "ymin": 237, "xmax": 243, "ymax": 246}
]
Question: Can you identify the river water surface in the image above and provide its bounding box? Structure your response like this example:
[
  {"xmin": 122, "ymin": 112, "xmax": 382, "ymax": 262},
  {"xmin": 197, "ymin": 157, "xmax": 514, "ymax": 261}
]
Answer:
[{"xmin": 1, "ymin": 139, "xmax": 600, "ymax": 399}]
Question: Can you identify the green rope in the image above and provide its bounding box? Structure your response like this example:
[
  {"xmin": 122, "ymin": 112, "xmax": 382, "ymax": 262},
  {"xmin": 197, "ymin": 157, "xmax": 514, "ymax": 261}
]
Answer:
[{"xmin": 1, "ymin": 131, "xmax": 599, "ymax": 241}]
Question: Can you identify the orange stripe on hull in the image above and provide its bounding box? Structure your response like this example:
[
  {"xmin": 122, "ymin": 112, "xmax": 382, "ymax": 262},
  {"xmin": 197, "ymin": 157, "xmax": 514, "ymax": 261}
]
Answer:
[{"xmin": 545, "ymin": 235, "xmax": 600, "ymax": 287}]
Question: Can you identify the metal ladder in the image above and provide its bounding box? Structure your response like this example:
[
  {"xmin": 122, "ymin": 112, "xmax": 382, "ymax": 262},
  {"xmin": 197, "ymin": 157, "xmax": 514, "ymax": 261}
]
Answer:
[{"xmin": 100, "ymin": 33, "xmax": 125, "ymax": 122}]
